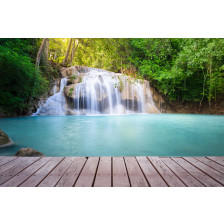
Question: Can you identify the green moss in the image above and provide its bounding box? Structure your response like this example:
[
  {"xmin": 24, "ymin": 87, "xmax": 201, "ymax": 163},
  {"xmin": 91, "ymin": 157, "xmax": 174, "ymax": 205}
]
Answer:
[
  {"xmin": 69, "ymin": 87, "xmax": 74, "ymax": 96},
  {"xmin": 118, "ymin": 76, "xmax": 124, "ymax": 92},
  {"xmin": 71, "ymin": 75, "xmax": 77, "ymax": 80}
]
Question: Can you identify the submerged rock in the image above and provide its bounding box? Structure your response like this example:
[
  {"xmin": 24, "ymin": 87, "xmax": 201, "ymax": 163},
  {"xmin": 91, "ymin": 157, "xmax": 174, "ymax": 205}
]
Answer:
[
  {"xmin": 0, "ymin": 129, "xmax": 11, "ymax": 146},
  {"xmin": 15, "ymin": 148, "xmax": 44, "ymax": 157}
]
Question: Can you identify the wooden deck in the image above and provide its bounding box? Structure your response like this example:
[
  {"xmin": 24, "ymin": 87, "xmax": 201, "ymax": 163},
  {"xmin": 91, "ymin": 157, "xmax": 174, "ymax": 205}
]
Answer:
[{"xmin": 0, "ymin": 156, "xmax": 224, "ymax": 187}]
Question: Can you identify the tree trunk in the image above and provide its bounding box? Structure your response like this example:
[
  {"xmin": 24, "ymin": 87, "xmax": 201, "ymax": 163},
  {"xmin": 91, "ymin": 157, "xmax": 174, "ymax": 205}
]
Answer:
[
  {"xmin": 63, "ymin": 38, "xmax": 73, "ymax": 66},
  {"xmin": 36, "ymin": 38, "xmax": 48, "ymax": 69},
  {"xmin": 44, "ymin": 39, "xmax": 49, "ymax": 58},
  {"xmin": 121, "ymin": 57, "xmax": 123, "ymax": 74},
  {"xmin": 54, "ymin": 52, "xmax": 57, "ymax": 60},
  {"xmin": 199, "ymin": 69, "xmax": 207, "ymax": 111},
  {"xmin": 208, "ymin": 59, "xmax": 212, "ymax": 108},
  {"xmin": 70, "ymin": 39, "xmax": 79, "ymax": 66}
]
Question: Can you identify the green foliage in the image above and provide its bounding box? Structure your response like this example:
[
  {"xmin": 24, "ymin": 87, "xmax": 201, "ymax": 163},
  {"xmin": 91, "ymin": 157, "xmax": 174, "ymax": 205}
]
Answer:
[
  {"xmin": 69, "ymin": 87, "xmax": 74, "ymax": 96},
  {"xmin": 0, "ymin": 39, "xmax": 49, "ymax": 116},
  {"xmin": 1, "ymin": 38, "xmax": 223, "ymax": 116},
  {"xmin": 118, "ymin": 76, "xmax": 124, "ymax": 92},
  {"xmin": 70, "ymin": 75, "xmax": 77, "ymax": 80},
  {"xmin": 78, "ymin": 77, "xmax": 83, "ymax": 83},
  {"xmin": 128, "ymin": 38, "xmax": 224, "ymax": 103},
  {"xmin": 73, "ymin": 38, "xmax": 224, "ymax": 104}
]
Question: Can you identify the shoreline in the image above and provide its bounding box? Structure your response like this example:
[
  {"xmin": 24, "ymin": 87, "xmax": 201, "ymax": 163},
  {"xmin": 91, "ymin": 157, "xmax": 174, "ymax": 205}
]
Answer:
[{"xmin": 0, "ymin": 139, "xmax": 14, "ymax": 148}]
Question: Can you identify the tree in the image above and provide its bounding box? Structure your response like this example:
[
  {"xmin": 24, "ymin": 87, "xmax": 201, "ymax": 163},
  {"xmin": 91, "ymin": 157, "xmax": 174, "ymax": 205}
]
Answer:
[
  {"xmin": 63, "ymin": 38, "xmax": 73, "ymax": 66},
  {"xmin": 36, "ymin": 38, "xmax": 48, "ymax": 69},
  {"xmin": 70, "ymin": 39, "xmax": 79, "ymax": 66}
]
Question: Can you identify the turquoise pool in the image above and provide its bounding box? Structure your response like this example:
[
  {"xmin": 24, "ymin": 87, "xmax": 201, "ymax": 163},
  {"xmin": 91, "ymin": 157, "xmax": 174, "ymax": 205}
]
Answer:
[{"xmin": 0, "ymin": 114, "xmax": 223, "ymax": 157}]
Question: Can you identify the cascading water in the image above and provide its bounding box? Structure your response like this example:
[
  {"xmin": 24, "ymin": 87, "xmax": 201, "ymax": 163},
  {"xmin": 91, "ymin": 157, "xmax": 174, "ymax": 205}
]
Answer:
[
  {"xmin": 33, "ymin": 67, "xmax": 159, "ymax": 116},
  {"xmin": 33, "ymin": 77, "xmax": 68, "ymax": 116}
]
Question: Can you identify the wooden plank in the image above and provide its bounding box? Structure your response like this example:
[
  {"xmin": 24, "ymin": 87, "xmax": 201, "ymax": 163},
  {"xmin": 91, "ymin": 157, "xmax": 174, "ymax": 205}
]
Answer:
[
  {"xmin": 148, "ymin": 157, "xmax": 185, "ymax": 187},
  {"xmin": 195, "ymin": 157, "xmax": 224, "ymax": 174},
  {"xmin": 0, "ymin": 157, "xmax": 6, "ymax": 161},
  {"xmin": 112, "ymin": 157, "xmax": 130, "ymax": 187},
  {"xmin": 56, "ymin": 157, "xmax": 87, "ymax": 187},
  {"xmin": 160, "ymin": 157, "xmax": 203, "ymax": 187},
  {"xmin": 0, "ymin": 157, "xmax": 40, "ymax": 186},
  {"xmin": 94, "ymin": 157, "xmax": 111, "ymax": 187},
  {"xmin": 207, "ymin": 157, "xmax": 224, "ymax": 166},
  {"xmin": 184, "ymin": 157, "xmax": 224, "ymax": 186},
  {"xmin": 75, "ymin": 157, "xmax": 99, "ymax": 187},
  {"xmin": 0, "ymin": 158, "xmax": 22, "ymax": 175},
  {"xmin": 171, "ymin": 157, "xmax": 222, "ymax": 187},
  {"xmin": 0, "ymin": 156, "xmax": 18, "ymax": 166},
  {"xmin": 38, "ymin": 157, "xmax": 75, "ymax": 187},
  {"xmin": 1, "ymin": 157, "xmax": 51, "ymax": 187},
  {"xmin": 20, "ymin": 157, "xmax": 64, "ymax": 187},
  {"xmin": 136, "ymin": 157, "xmax": 167, "ymax": 187},
  {"xmin": 124, "ymin": 157, "xmax": 148, "ymax": 187}
]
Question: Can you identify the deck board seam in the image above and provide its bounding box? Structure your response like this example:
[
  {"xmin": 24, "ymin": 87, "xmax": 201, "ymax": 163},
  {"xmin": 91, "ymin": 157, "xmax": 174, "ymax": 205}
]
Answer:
[
  {"xmin": 111, "ymin": 157, "xmax": 113, "ymax": 187},
  {"xmin": 36, "ymin": 157, "xmax": 66, "ymax": 187},
  {"xmin": 0, "ymin": 157, "xmax": 18, "ymax": 170},
  {"xmin": 17, "ymin": 158, "xmax": 52, "ymax": 187},
  {"xmin": 169, "ymin": 157, "xmax": 206, "ymax": 187},
  {"xmin": 158, "ymin": 157, "xmax": 187, "ymax": 187},
  {"xmin": 53, "ymin": 158, "xmax": 77, "ymax": 187},
  {"xmin": 146, "ymin": 157, "xmax": 170, "ymax": 187},
  {"xmin": 123, "ymin": 157, "xmax": 132, "ymax": 187},
  {"xmin": 92, "ymin": 157, "xmax": 101, "ymax": 187},
  {"xmin": 1, "ymin": 156, "xmax": 224, "ymax": 187},
  {"xmin": 163, "ymin": 157, "xmax": 202, "ymax": 187},
  {"xmin": 182, "ymin": 157, "xmax": 224, "ymax": 186},
  {"xmin": 205, "ymin": 157, "xmax": 224, "ymax": 167},
  {"xmin": 0, "ymin": 159, "xmax": 20, "ymax": 176},
  {"xmin": 72, "ymin": 158, "xmax": 88, "ymax": 187},
  {"xmin": 193, "ymin": 157, "xmax": 224, "ymax": 175},
  {"xmin": 0, "ymin": 157, "xmax": 42, "ymax": 186},
  {"xmin": 135, "ymin": 157, "xmax": 151, "ymax": 187}
]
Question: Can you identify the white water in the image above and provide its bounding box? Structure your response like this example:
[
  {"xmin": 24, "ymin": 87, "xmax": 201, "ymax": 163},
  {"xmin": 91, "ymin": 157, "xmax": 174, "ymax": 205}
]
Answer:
[
  {"xmin": 33, "ymin": 68, "xmax": 159, "ymax": 116},
  {"xmin": 33, "ymin": 77, "xmax": 68, "ymax": 116}
]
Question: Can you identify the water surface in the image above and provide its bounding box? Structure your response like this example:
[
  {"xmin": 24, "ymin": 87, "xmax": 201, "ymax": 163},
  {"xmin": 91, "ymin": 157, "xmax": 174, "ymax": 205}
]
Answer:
[{"xmin": 0, "ymin": 114, "xmax": 223, "ymax": 157}]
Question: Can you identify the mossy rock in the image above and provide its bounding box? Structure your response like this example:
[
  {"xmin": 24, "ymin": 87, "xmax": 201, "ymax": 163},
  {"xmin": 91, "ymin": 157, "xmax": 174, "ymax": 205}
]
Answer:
[
  {"xmin": 15, "ymin": 148, "xmax": 44, "ymax": 157},
  {"xmin": 0, "ymin": 129, "xmax": 10, "ymax": 146}
]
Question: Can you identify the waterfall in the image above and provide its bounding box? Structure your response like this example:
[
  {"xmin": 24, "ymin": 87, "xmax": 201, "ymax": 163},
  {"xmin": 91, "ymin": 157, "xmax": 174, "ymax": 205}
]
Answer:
[
  {"xmin": 33, "ymin": 67, "xmax": 159, "ymax": 116},
  {"xmin": 33, "ymin": 77, "xmax": 68, "ymax": 116}
]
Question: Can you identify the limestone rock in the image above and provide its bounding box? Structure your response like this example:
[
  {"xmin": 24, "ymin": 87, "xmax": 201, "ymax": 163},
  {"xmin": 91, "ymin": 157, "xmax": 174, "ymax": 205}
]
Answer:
[
  {"xmin": 0, "ymin": 129, "xmax": 11, "ymax": 146},
  {"xmin": 15, "ymin": 148, "xmax": 44, "ymax": 157}
]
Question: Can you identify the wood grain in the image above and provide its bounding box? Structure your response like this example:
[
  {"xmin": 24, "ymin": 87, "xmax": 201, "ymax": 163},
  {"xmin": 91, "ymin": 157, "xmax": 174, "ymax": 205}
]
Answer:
[
  {"xmin": 148, "ymin": 157, "xmax": 185, "ymax": 187},
  {"xmin": 75, "ymin": 157, "xmax": 99, "ymax": 187},
  {"xmin": 0, "ymin": 157, "xmax": 40, "ymax": 186},
  {"xmin": 94, "ymin": 157, "xmax": 112, "ymax": 187},
  {"xmin": 195, "ymin": 157, "xmax": 224, "ymax": 174},
  {"xmin": 38, "ymin": 157, "xmax": 75, "ymax": 187},
  {"xmin": 184, "ymin": 157, "xmax": 224, "ymax": 185},
  {"xmin": 113, "ymin": 157, "xmax": 130, "ymax": 187},
  {"xmin": 0, "ymin": 157, "xmax": 18, "ymax": 167},
  {"xmin": 0, "ymin": 156, "xmax": 223, "ymax": 187},
  {"xmin": 56, "ymin": 157, "xmax": 87, "ymax": 187},
  {"xmin": 1, "ymin": 157, "xmax": 51, "ymax": 187},
  {"xmin": 160, "ymin": 157, "xmax": 203, "ymax": 187},
  {"xmin": 136, "ymin": 157, "xmax": 167, "ymax": 187},
  {"xmin": 172, "ymin": 157, "xmax": 222, "ymax": 187},
  {"xmin": 20, "ymin": 157, "xmax": 64, "ymax": 187},
  {"xmin": 124, "ymin": 157, "xmax": 148, "ymax": 187}
]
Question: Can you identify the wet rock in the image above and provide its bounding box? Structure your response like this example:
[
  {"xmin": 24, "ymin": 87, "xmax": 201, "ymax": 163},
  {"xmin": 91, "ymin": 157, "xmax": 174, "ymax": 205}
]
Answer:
[
  {"xmin": 0, "ymin": 129, "xmax": 11, "ymax": 146},
  {"xmin": 15, "ymin": 148, "xmax": 44, "ymax": 157}
]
